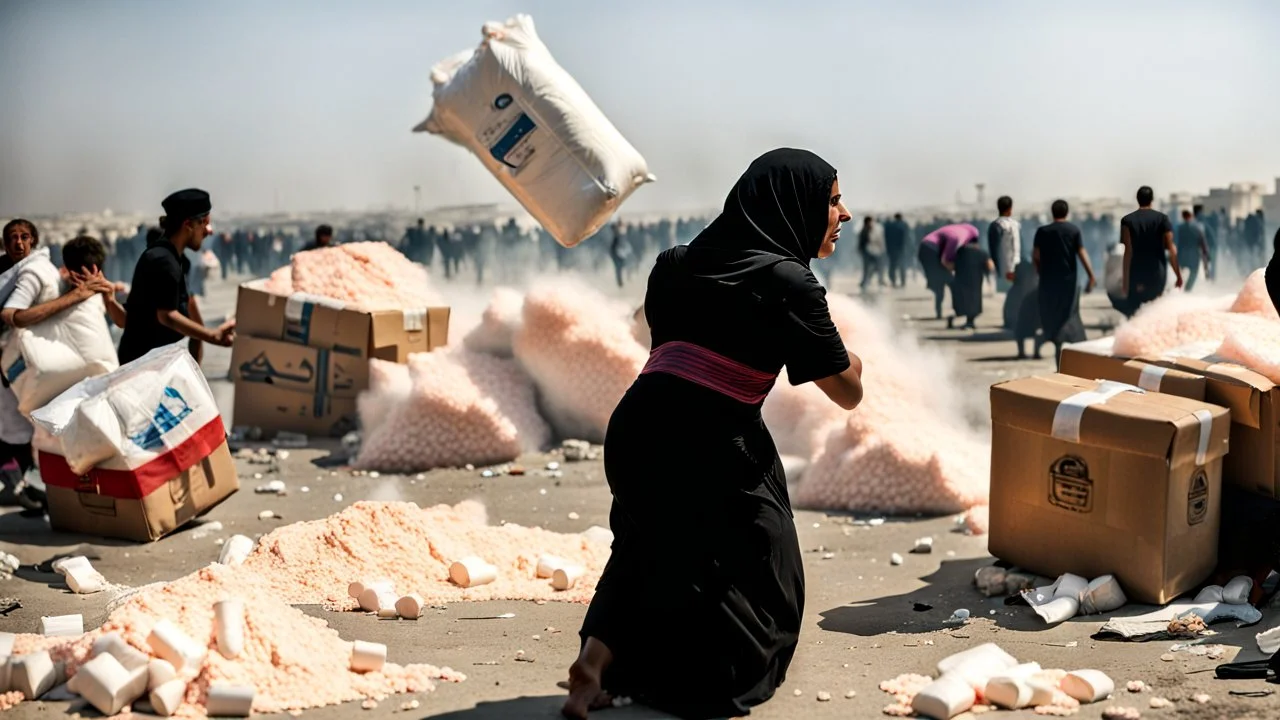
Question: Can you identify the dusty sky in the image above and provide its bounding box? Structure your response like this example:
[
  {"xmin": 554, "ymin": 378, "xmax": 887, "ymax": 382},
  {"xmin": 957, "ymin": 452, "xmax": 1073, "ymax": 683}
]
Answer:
[{"xmin": 2, "ymin": 0, "xmax": 1278, "ymax": 217}]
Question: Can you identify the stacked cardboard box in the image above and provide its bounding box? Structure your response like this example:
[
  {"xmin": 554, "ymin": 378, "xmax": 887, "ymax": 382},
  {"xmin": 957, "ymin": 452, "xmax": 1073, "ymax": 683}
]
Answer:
[
  {"xmin": 1058, "ymin": 340, "xmax": 1280, "ymax": 499},
  {"xmin": 989, "ymin": 373, "xmax": 1231, "ymax": 605},
  {"xmin": 230, "ymin": 280, "xmax": 450, "ymax": 437}
]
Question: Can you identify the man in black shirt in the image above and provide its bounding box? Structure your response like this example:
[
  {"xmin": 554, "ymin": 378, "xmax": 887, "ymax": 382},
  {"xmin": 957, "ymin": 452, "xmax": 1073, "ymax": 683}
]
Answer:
[
  {"xmin": 117, "ymin": 189, "xmax": 236, "ymax": 365},
  {"xmin": 1033, "ymin": 200, "xmax": 1096, "ymax": 365},
  {"xmin": 1120, "ymin": 186, "xmax": 1179, "ymax": 315},
  {"xmin": 884, "ymin": 213, "xmax": 909, "ymax": 288},
  {"xmin": 300, "ymin": 224, "xmax": 334, "ymax": 254}
]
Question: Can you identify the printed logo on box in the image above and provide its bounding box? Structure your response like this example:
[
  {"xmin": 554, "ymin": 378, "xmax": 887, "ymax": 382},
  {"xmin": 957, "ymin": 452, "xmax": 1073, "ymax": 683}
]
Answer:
[
  {"xmin": 129, "ymin": 387, "xmax": 193, "ymax": 452},
  {"xmin": 1187, "ymin": 469, "xmax": 1209, "ymax": 525},
  {"xmin": 1049, "ymin": 455, "xmax": 1092, "ymax": 513}
]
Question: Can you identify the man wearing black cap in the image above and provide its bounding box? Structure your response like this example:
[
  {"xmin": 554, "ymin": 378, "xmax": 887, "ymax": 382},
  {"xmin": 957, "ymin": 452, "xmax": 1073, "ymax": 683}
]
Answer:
[{"xmin": 117, "ymin": 188, "xmax": 236, "ymax": 365}]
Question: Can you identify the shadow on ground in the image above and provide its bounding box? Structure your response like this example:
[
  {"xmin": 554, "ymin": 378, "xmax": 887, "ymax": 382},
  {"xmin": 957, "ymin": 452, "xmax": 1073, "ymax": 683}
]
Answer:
[{"xmin": 424, "ymin": 696, "xmax": 675, "ymax": 719}]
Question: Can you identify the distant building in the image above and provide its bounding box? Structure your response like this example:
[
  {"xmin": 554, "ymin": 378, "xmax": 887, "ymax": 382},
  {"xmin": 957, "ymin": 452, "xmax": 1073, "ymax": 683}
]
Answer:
[{"xmin": 1197, "ymin": 182, "xmax": 1270, "ymax": 223}]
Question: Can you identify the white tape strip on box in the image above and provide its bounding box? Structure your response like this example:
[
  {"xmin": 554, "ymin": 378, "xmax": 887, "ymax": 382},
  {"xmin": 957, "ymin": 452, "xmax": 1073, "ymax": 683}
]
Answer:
[
  {"xmin": 1137, "ymin": 364, "xmax": 1168, "ymax": 392},
  {"xmin": 284, "ymin": 292, "xmax": 346, "ymax": 322},
  {"xmin": 1051, "ymin": 381, "xmax": 1144, "ymax": 444},
  {"xmin": 403, "ymin": 308, "xmax": 427, "ymax": 333}
]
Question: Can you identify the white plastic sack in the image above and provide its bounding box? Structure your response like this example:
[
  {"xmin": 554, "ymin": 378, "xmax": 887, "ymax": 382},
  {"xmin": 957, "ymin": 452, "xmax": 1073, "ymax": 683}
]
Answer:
[
  {"xmin": 31, "ymin": 343, "xmax": 219, "ymax": 476},
  {"xmin": 0, "ymin": 256, "xmax": 118, "ymax": 414},
  {"xmin": 415, "ymin": 14, "xmax": 655, "ymax": 248},
  {"xmin": 0, "ymin": 247, "xmax": 51, "ymax": 305}
]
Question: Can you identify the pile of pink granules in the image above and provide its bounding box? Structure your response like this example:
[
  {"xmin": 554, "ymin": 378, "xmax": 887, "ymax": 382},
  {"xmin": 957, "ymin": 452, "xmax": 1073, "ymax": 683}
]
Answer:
[{"xmin": 5, "ymin": 500, "xmax": 612, "ymax": 716}]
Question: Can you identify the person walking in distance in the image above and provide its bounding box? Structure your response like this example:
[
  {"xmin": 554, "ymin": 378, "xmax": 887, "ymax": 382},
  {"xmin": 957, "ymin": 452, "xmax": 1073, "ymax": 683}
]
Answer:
[
  {"xmin": 884, "ymin": 213, "xmax": 909, "ymax": 288},
  {"xmin": 1175, "ymin": 209, "xmax": 1210, "ymax": 291},
  {"xmin": 988, "ymin": 195, "xmax": 1020, "ymax": 296},
  {"xmin": 857, "ymin": 216, "xmax": 886, "ymax": 292},
  {"xmin": 1120, "ymin": 186, "xmax": 1180, "ymax": 315},
  {"xmin": 1034, "ymin": 200, "xmax": 1097, "ymax": 365}
]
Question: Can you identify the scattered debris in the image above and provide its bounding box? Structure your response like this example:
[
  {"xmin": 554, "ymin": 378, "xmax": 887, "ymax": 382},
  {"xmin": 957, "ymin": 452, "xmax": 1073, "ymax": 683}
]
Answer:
[
  {"xmin": 845, "ymin": 690, "xmax": 857, "ymax": 699},
  {"xmin": 1160, "ymin": 654, "xmax": 1176, "ymax": 662},
  {"xmin": 817, "ymin": 691, "xmax": 831, "ymax": 702},
  {"xmin": 945, "ymin": 609, "xmax": 970, "ymax": 625},
  {"xmin": 258, "ymin": 510, "xmax": 279, "ymax": 520},
  {"xmin": 400, "ymin": 699, "xmax": 421, "ymax": 711},
  {"xmin": 890, "ymin": 553, "xmax": 904, "ymax": 566},
  {"xmin": 1191, "ymin": 693, "xmax": 1210, "ymax": 704},
  {"xmin": 911, "ymin": 537, "xmax": 933, "ymax": 554},
  {"xmin": 567, "ymin": 512, "xmax": 580, "ymax": 520},
  {"xmin": 334, "ymin": 494, "xmax": 344, "ymax": 502},
  {"xmin": 561, "ymin": 439, "xmax": 598, "ymax": 462},
  {"xmin": 822, "ymin": 552, "xmax": 835, "ymax": 560},
  {"xmin": 793, "ymin": 689, "xmax": 803, "ymax": 697},
  {"xmin": 1148, "ymin": 697, "xmax": 1172, "ymax": 709},
  {"xmin": 361, "ymin": 698, "xmax": 378, "ymax": 710},
  {"xmin": 255, "ymin": 480, "xmax": 288, "ymax": 495},
  {"xmin": 1168, "ymin": 614, "xmax": 1207, "ymax": 636},
  {"xmin": 0, "ymin": 552, "xmax": 20, "ymax": 579},
  {"xmin": 273, "ymin": 431, "xmax": 309, "ymax": 448},
  {"xmin": 1102, "ymin": 708, "xmax": 1141, "ymax": 720},
  {"xmin": 1126, "ymin": 681, "xmax": 1146, "ymax": 693}
]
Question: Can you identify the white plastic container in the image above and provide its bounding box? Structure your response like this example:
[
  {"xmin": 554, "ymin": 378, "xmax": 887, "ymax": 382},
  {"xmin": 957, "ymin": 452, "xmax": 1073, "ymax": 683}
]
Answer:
[
  {"xmin": 351, "ymin": 641, "xmax": 387, "ymax": 673},
  {"xmin": 551, "ymin": 565, "xmax": 585, "ymax": 591},
  {"xmin": 395, "ymin": 593, "xmax": 426, "ymax": 620},
  {"xmin": 149, "ymin": 677, "xmax": 188, "ymax": 717},
  {"xmin": 146, "ymin": 620, "xmax": 206, "ymax": 673},
  {"xmin": 1062, "ymin": 669, "xmax": 1115, "ymax": 703},
  {"xmin": 206, "ymin": 684, "xmax": 255, "ymax": 717},
  {"xmin": 449, "ymin": 557, "xmax": 498, "ymax": 588},
  {"xmin": 214, "ymin": 600, "xmax": 245, "ymax": 659}
]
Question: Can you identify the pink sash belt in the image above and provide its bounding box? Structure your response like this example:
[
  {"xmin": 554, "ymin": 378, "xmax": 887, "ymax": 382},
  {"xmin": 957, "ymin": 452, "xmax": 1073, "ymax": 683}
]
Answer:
[{"xmin": 641, "ymin": 341, "xmax": 777, "ymax": 405}]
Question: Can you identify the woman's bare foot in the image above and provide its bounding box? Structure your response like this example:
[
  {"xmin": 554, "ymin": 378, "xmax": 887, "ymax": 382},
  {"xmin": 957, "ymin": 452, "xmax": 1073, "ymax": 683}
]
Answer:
[{"xmin": 562, "ymin": 638, "xmax": 615, "ymax": 720}]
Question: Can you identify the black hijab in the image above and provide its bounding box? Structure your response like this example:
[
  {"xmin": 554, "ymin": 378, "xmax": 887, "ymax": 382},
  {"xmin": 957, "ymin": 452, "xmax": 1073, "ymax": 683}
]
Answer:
[{"xmin": 683, "ymin": 148, "xmax": 837, "ymax": 284}]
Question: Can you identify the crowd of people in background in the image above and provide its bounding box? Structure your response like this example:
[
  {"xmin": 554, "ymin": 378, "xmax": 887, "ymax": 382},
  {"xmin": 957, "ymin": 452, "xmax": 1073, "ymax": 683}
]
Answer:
[{"xmin": 0, "ymin": 184, "xmax": 1278, "ymax": 514}]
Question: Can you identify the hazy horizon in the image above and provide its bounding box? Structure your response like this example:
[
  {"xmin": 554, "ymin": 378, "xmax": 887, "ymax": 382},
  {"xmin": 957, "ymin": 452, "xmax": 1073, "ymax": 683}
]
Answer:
[{"xmin": 3, "ymin": 0, "xmax": 1279, "ymax": 218}]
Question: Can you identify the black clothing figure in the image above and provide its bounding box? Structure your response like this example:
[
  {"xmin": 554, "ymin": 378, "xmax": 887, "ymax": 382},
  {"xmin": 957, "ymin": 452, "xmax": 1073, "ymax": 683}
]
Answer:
[
  {"xmin": 118, "ymin": 239, "xmax": 191, "ymax": 365},
  {"xmin": 948, "ymin": 243, "xmax": 991, "ymax": 329},
  {"xmin": 1121, "ymin": 208, "xmax": 1174, "ymax": 313},
  {"xmin": 917, "ymin": 241, "xmax": 950, "ymax": 319},
  {"xmin": 1034, "ymin": 221, "xmax": 1088, "ymax": 366},
  {"xmin": 1009, "ymin": 261, "xmax": 1042, "ymax": 359},
  {"xmin": 578, "ymin": 149, "xmax": 848, "ymax": 718}
]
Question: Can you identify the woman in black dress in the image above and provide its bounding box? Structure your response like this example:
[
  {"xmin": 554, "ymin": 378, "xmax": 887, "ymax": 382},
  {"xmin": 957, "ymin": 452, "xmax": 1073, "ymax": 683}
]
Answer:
[{"xmin": 563, "ymin": 149, "xmax": 864, "ymax": 719}]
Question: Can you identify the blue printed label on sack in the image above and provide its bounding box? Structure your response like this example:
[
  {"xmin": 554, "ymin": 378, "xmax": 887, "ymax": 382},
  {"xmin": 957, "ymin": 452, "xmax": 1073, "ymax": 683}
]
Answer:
[
  {"xmin": 128, "ymin": 386, "xmax": 193, "ymax": 452},
  {"xmin": 477, "ymin": 99, "xmax": 537, "ymax": 173}
]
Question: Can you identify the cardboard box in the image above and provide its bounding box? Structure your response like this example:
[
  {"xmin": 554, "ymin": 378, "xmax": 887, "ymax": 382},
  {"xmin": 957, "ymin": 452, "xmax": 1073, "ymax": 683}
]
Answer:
[
  {"xmin": 1146, "ymin": 356, "xmax": 1280, "ymax": 499},
  {"xmin": 233, "ymin": 383, "xmax": 358, "ymax": 438},
  {"xmin": 1059, "ymin": 345, "xmax": 1207, "ymax": 401},
  {"xmin": 41, "ymin": 440, "xmax": 239, "ymax": 543},
  {"xmin": 230, "ymin": 335, "xmax": 370, "ymax": 398},
  {"xmin": 234, "ymin": 280, "xmax": 449, "ymax": 362},
  {"xmin": 989, "ymin": 373, "xmax": 1230, "ymax": 605}
]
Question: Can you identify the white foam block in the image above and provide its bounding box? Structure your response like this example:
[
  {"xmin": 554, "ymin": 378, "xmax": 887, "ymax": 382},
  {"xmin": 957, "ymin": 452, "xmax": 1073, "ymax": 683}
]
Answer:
[
  {"xmin": 1062, "ymin": 669, "xmax": 1115, "ymax": 703},
  {"xmin": 40, "ymin": 614, "xmax": 84, "ymax": 637},
  {"xmin": 912, "ymin": 676, "xmax": 976, "ymax": 719},
  {"xmin": 147, "ymin": 658, "xmax": 177, "ymax": 691},
  {"xmin": 351, "ymin": 641, "xmax": 387, "ymax": 673},
  {"xmin": 936, "ymin": 643, "xmax": 1018, "ymax": 677},
  {"xmin": 214, "ymin": 600, "xmax": 245, "ymax": 659},
  {"xmin": 449, "ymin": 557, "xmax": 497, "ymax": 588},
  {"xmin": 536, "ymin": 555, "xmax": 568, "ymax": 579},
  {"xmin": 149, "ymin": 678, "xmax": 188, "ymax": 717},
  {"xmin": 146, "ymin": 620, "xmax": 206, "ymax": 673},
  {"xmin": 12, "ymin": 651, "xmax": 57, "ymax": 700},
  {"xmin": 76, "ymin": 653, "xmax": 149, "ymax": 716},
  {"xmin": 206, "ymin": 684, "xmax": 254, "ymax": 717},
  {"xmin": 92, "ymin": 632, "xmax": 151, "ymax": 671},
  {"xmin": 551, "ymin": 565, "xmax": 585, "ymax": 591},
  {"xmin": 217, "ymin": 535, "xmax": 255, "ymax": 566},
  {"xmin": 395, "ymin": 593, "xmax": 425, "ymax": 620}
]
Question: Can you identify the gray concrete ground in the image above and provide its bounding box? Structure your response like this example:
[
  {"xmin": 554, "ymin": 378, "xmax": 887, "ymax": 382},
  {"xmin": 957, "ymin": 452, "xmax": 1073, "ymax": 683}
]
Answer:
[{"xmin": 1, "ymin": 272, "xmax": 1276, "ymax": 719}]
